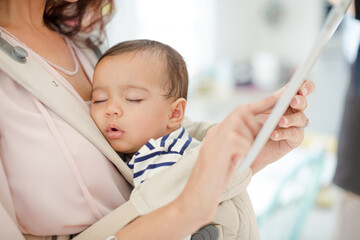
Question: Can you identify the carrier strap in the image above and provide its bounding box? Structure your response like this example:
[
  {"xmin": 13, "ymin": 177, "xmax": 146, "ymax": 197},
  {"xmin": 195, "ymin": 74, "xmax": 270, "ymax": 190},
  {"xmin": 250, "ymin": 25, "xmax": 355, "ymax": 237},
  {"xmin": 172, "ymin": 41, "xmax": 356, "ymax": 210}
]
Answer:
[
  {"xmin": 0, "ymin": 33, "xmax": 134, "ymax": 185},
  {"xmin": 73, "ymin": 201, "xmax": 140, "ymax": 240}
]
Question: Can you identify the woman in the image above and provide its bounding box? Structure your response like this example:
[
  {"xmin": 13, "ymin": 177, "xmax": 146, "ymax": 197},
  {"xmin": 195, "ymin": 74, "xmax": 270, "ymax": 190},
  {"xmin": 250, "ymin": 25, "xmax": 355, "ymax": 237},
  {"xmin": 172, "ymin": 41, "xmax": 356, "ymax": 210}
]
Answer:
[
  {"xmin": 0, "ymin": 0, "xmax": 314, "ymax": 239},
  {"xmin": 332, "ymin": 0, "xmax": 360, "ymax": 239}
]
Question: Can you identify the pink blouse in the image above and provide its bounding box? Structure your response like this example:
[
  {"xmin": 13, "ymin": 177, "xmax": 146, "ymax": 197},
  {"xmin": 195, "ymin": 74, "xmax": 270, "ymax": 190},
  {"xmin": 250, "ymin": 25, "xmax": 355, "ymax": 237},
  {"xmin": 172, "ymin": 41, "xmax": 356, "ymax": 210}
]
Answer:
[{"xmin": 0, "ymin": 30, "xmax": 131, "ymax": 236}]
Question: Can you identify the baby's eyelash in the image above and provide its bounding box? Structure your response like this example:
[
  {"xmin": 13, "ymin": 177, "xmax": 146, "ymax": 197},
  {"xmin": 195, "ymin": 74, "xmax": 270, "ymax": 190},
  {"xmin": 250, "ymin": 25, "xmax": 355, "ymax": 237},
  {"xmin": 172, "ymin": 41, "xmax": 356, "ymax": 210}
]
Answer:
[
  {"xmin": 93, "ymin": 100, "xmax": 107, "ymax": 104},
  {"xmin": 127, "ymin": 99, "xmax": 143, "ymax": 103}
]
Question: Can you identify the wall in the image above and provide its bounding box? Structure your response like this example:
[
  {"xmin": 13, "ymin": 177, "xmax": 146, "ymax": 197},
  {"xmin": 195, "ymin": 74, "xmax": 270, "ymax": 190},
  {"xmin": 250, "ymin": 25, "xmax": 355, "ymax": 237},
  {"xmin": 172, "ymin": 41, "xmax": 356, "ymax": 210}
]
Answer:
[
  {"xmin": 215, "ymin": 0, "xmax": 324, "ymax": 65},
  {"xmin": 106, "ymin": 0, "xmax": 138, "ymax": 46},
  {"xmin": 106, "ymin": 0, "xmax": 351, "ymax": 135}
]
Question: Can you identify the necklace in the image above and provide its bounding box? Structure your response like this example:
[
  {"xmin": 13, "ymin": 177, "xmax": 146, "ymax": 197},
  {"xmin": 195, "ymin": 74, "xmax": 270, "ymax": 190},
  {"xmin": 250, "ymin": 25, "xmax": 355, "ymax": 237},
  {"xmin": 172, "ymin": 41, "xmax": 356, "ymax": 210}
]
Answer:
[{"xmin": 0, "ymin": 26, "xmax": 79, "ymax": 76}]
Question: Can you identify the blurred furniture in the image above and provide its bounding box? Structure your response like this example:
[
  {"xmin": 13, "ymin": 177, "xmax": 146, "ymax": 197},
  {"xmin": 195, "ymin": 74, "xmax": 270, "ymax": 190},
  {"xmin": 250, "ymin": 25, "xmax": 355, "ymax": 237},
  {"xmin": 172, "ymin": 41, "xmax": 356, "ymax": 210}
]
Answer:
[{"xmin": 256, "ymin": 150, "xmax": 325, "ymax": 240}]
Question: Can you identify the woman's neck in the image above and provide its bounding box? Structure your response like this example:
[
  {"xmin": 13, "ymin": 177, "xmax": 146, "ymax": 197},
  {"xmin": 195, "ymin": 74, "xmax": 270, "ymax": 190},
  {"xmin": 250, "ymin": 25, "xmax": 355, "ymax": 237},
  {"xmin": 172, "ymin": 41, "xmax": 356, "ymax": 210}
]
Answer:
[{"xmin": 0, "ymin": 0, "xmax": 46, "ymax": 30}]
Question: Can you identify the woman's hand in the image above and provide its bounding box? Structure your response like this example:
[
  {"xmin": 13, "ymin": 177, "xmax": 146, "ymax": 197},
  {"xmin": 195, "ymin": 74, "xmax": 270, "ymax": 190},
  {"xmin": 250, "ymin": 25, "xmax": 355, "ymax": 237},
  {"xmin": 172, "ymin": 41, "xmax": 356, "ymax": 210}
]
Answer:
[
  {"xmin": 250, "ymin": 80, "xmax": 316, "ymax": 174},
  {"xmin": 115, "ymin": 80, "xmax": 315, "ymax": 239},
  {"xmin": 178, "ymin": 95, "xmax": 281, "ymax": 226},
  {"xmin": 116, "ymin": 101, "xmax": 270, "ymax": 239},
  {"xmin": 177, "ymin": 80, "xmax": 315, "ymax": 228}
]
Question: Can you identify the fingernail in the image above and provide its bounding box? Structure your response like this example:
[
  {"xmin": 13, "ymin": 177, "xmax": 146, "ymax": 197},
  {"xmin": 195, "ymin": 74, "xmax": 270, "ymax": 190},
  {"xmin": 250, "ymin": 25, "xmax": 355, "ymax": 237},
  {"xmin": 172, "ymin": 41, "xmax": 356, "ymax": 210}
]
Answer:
[
  {"xmin": 271, "ymin": 132, "xmax": 279, "ymax": 140},
  {"xmin": 301, "ymin": 88, "xmax": 308, "ymax": 96},
  {"xmin": 292, "ymin": 97, "xmax": 299, "ymax": 106},
  {"xmin": 280, "ymin": 117, "xmax": 288, "ymax": 127}
]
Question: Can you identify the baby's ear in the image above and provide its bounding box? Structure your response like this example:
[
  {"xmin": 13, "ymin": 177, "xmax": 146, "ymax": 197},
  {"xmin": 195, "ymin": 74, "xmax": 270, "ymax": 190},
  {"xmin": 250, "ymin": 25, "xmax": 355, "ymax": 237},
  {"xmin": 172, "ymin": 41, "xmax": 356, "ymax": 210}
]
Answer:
[{"xmin": 168, "ymin": 98, "xmax": 186, "ymax": 129}]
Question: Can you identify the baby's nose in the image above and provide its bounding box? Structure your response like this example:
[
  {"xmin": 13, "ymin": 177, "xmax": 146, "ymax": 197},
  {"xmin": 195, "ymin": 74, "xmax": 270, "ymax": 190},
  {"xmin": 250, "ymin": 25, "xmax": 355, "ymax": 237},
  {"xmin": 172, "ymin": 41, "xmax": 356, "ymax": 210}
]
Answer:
[{"xmin": 105, "ymin": 104, "xmax": 123, "ymax": 118}]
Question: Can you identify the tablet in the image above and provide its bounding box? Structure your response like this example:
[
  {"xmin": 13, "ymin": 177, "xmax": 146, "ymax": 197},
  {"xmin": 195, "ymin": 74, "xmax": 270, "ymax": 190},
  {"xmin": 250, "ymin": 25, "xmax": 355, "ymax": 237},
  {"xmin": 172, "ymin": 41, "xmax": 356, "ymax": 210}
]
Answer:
[{"xmin": 237, "ymin": 0, "xmax": 353, "ymax": 172}]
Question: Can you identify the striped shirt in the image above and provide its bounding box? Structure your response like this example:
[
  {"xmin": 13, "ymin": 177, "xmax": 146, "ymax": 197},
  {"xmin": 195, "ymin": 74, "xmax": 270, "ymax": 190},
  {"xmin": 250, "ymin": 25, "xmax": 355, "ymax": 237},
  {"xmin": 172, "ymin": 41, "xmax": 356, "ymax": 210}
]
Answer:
[{"xmin": 127, "ymin": 127, "xmax": 200, "ymax": 187}]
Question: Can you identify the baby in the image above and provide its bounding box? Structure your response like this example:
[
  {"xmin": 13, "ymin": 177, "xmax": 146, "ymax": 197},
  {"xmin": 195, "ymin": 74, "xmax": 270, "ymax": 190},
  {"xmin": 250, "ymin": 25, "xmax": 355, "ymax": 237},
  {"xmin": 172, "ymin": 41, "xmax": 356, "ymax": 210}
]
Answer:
[
  {"xmin": 90, "ymin": 39, "xmax": 255, "ymax": 239},
  {"xmin": 90, "ymin": 39, "xmax": 199, "ymax": 187}
]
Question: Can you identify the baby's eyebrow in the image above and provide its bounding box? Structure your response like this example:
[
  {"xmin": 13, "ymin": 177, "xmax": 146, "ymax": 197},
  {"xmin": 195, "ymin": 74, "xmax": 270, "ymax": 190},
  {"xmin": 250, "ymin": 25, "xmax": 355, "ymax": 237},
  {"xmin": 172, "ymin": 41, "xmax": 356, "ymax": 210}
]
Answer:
[
  {"xmin": 92, "ymin": 84, "xmax": 151, "ymax": 94},
  {"xmin": 123, "ymin": 84, "xmax": 150, "ymax": 93},
  {"xmin": 92, "ymin": 86, "xmax": 105, "ymax": 93}
]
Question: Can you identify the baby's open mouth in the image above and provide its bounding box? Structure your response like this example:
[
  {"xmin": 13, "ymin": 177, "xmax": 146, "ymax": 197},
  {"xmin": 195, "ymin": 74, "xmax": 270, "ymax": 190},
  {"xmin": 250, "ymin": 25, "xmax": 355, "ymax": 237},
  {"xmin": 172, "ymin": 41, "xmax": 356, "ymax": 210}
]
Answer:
[{"xmin": 106, "ymin": 123, "xmax": 124, "ymax": 138}]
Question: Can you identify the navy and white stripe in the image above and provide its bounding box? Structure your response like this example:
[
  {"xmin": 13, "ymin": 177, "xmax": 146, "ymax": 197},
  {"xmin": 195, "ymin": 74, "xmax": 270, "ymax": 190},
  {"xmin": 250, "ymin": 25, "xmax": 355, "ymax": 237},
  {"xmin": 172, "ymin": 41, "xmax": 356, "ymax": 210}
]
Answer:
[{"xmin": 127, "ymin": 127, "xmax": 199, "ymax": 186}]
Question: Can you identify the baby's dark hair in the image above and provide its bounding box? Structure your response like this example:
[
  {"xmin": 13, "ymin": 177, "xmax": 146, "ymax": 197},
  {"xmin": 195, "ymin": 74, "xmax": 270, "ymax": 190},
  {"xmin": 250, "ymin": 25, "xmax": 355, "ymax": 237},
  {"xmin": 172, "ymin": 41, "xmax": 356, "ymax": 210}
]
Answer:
[{"xmin": 98, "ymin": 39, "xmax": 188, "ymax": 100}]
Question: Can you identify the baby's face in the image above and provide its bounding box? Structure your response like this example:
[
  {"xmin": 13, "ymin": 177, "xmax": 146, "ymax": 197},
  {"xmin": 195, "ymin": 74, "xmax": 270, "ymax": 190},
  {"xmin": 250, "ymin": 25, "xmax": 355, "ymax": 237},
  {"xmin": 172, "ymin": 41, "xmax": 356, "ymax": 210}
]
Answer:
[{"xmin": 91, "ymin": 52, "xmax": 173, "ymax": 154}]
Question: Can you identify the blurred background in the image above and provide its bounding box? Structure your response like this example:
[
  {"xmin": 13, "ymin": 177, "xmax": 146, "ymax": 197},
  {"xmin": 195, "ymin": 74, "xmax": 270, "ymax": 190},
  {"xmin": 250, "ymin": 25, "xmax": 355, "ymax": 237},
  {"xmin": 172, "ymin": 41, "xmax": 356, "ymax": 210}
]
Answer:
[{"xmin": 105, "ymin": 0, "xmax": 360, "ymax": 239}]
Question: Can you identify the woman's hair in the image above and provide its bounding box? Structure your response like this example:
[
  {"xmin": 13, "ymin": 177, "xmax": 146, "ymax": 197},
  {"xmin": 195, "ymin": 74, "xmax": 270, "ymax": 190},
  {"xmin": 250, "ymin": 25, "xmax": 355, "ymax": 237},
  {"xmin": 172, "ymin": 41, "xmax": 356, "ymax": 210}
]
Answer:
[
  {"xmin": 98, "ymin": 40, "xmax": 189, "ymax": 100},
  {"xmin": 44, "ymin": 0, "xmax": 114, "ymax": 47}
]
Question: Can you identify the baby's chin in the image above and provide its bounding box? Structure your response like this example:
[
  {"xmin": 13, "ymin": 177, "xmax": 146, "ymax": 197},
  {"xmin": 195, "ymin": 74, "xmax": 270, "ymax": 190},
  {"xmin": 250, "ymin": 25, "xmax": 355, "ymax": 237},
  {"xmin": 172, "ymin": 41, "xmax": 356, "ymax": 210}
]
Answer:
[{"xmin": 111, "ymin": 143, "xmax": 139, "ymax": 157}]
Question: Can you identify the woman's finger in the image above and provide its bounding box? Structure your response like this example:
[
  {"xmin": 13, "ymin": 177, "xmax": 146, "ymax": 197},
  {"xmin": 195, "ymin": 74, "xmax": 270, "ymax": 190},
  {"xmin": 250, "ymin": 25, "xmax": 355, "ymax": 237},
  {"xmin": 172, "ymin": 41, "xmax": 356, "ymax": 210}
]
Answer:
[
  {"xmin": 289, "ymin": 95, "xmax": 308, "ymax": 111},
  {"xmin": 278, "ymin": 111, "xmax": 308, "ymax": 128},
  {"xmin": 298, "ymin": 80, "xmax": 316, "ymax": 96},
  {"xmin": 225, "ymin": 106, "xmax": 260, "ymax": 142},
  {"xmin": 231, "ymin": 114, "xmax": 254, "ymax": 142},
  {"xmin": 244, "ymin": 111, "xmax": 262, "ymax": 136},
  {"xmin": 250, "ymin": 80, "xmax": 315, "ymax": 115},
  {"xmin": 248, "ymin": 94, "xmax": 279, "ymax": 115},
  {"xmin": 270, "ymin": 127, "xmax": 304, "ymax": 144},
  {"xmin": 236, "ymin": 106, "xmax": 262, "ymax": 137}
]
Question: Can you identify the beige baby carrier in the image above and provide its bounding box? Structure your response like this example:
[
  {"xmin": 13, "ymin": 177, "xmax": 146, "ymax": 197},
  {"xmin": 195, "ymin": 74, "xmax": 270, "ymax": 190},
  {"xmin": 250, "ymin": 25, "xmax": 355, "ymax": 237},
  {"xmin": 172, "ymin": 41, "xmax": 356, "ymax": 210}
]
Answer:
[{"xmin": 0, "ymin": 32, "xmax": 259, "ymax": 240}]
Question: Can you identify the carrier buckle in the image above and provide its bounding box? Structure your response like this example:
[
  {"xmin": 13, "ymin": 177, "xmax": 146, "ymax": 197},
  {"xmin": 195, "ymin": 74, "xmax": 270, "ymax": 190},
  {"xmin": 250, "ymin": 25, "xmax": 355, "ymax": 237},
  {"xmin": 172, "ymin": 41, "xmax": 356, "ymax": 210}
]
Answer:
[
  {"xmin": 0, "ymin": 31, "xmax": 28, "ymax": 63},
  {"xmin": 191, "ymin": 224, "xmax": 219, "ymax": 240}
]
